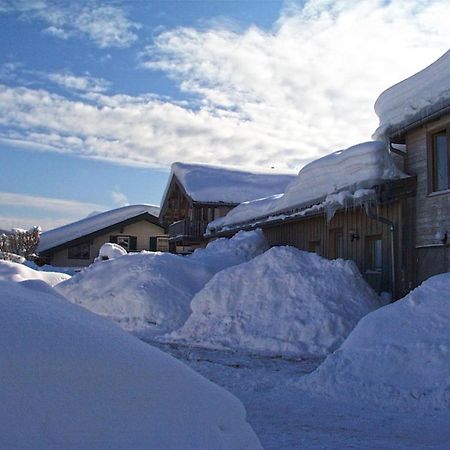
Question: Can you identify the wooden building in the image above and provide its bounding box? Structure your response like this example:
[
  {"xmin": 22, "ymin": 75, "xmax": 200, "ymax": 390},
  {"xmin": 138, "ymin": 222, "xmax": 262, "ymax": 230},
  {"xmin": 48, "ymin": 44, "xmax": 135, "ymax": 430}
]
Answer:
[
  {"xmin": 159, "ymin": 162, "xmax": 295, "ymax": 253},
  {"xmin": 38, "ymin": 205, "xmax": 168, "ymax": 267}
]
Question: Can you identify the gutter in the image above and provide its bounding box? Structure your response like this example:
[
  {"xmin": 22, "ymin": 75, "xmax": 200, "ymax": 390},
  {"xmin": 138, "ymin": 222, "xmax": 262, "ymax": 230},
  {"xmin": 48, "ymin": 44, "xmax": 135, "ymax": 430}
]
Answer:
[{"xmin": 364, "ymin": 204, "xmax": 397, "ymax": 300}]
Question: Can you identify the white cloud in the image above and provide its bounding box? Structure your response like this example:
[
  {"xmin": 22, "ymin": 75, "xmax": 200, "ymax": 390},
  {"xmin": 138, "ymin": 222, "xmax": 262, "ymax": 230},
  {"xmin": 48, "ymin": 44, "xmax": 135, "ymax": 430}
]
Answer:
[
  {"xmin": 47, "ymin": 72, "xmax": 111, "ymax": 93},
  {"xmin": 3, "ymin": 1, "xmax": 139, "ymax": 48},
  {"xmin": 111, "ymin": 189, "xmax": 129, "ymax": 206},
  {"xmin": 1, "ymin": 0, "xmax": 450, "ymax": 171},
  {"xmin": 0, "ymin": 214, "xmax": 73, "ymax": 232},
  {"xmin": 0, "ymin": 191, "xmax": 105, "ymax": 216}
]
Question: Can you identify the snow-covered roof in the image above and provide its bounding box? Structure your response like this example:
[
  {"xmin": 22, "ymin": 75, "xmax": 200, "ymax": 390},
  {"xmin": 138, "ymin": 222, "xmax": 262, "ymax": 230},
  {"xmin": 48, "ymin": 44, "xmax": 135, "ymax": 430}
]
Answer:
[
  {"xmin": 373, "ymin": 50, "xmax": 450, "ymax": 140},
  {"xmin": 39, "ymin": 204, "xmax": 160, "ymax": 253},
  {"xmin": 208, "ymin": 141, "xmax": 405, "ymax": 233},
  {"xmin": 163, "ymin": 162, "xmax": 296, "ymax": 205}
]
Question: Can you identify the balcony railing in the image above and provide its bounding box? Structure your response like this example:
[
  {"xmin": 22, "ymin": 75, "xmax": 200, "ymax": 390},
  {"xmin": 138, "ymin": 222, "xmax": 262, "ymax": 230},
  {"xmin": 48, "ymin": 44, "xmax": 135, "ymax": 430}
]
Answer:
[{"xmin": 169, "ymin": 219, "xmax": 209, "ymax": 239}]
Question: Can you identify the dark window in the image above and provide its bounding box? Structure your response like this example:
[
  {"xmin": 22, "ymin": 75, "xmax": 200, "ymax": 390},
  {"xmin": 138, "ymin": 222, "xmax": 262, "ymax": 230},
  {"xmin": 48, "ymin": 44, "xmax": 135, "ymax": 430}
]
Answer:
[
  {"xmin": 431, "ymin": 130, "xmax": 450, "ymax": 192},
  {"xmin": 149, "ymin": 236, "xmax": 158, "ymax": 251},
  {"xmin": 330, "ymin": 228, "xmax": 344, "ymax": 259},
  {"xmin": 68, "ymin": 243, "xmax": 90, "ymax": 260},
  {"xmin": 308, "ymin": 240, "xmax": 321, "ymax": 255},
  {"xmin": 367, "ymin": 236, "xmax": 382, "ymax": 272},
  {"xmin": 110, "ymin": 235, "xmax": 137, "ymax": 252}
]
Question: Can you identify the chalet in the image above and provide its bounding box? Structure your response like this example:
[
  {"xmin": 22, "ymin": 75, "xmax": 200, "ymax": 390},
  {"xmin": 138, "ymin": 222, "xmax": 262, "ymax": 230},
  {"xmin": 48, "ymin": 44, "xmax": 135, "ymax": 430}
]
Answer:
[
  {"xmin": 207, "ymin": 50, "xmax": 450, "ymax": 298},
  {"xmin": 38, "ymin": 205, "xmax": 168, "ymax": 267},
  {"xmin": 159, "ymin": 162, "xmax": 295, "ymax": 253},
  {"xmin": 373, "ymin": 49, "xmax": 450, "ymax": 286}
]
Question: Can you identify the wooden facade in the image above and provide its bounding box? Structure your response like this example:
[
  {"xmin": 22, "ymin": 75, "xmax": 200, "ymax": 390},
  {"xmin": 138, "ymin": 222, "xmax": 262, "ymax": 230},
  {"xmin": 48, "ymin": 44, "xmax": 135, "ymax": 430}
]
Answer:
[
  {"xmin": 212, "ymin": 177, "xmax": 417, "ymax": 298},
  {"xmin": 390, "ymin": 112, "xmax": 450, "ymax": 285},
  {"xmin": 159, "ymin": 175, "xmax": 236, "ymax": 253}
]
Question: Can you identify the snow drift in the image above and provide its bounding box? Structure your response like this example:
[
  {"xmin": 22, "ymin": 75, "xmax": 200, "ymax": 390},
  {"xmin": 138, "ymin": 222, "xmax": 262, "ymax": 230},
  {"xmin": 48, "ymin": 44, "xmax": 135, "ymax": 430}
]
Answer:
[
  {"xmin": 208, "ymin": 141, "xmax": 404, "ymax": 233},
  {"xmin": 57, "ymin": 230, "xmax": 268, "ymax": 335},
  {"xmin": 304, "ymin": 273, "xmax": 450, "ymax": 410},
  {"xmin": 166, "ymin": 247, "xmax": 380, "ymax": 358},
  {"xmin": 0, "ymin": 259, "xmax": 70, "ymax": 286},
  {"xmin": 0, "ymin": 279, "xmax": 260, "ymax": 449}
]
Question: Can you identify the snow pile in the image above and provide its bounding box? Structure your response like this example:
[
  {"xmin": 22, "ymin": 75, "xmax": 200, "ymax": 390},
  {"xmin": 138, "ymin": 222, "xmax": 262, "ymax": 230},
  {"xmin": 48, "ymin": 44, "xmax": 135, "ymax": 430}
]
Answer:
[
  {"xmin": 208, "ymin": 141, "xmax": 404, "ymax": 232},
  {"xmin": 0, "ymin": 259, "xmax": 70, "ymax": 286},
  {"xmin": 0, "ymin": 279, "xmax": 260, "ymax": 449},
  {"xmin": 57, "ymin": 230, "xmax": 268, "ymax": 334},
  {"xmin": 97, "ymin": 242, "xmax": 127, "ymax": 260},
  {"xmin": 166, "ymin": 247, "xmax": 380, "ymax": 358},
  {"xmin": 166, "ymin": 162, "xmax": 295, "ymax": 204},
  {"xmin": 374, "ymin": 50, "xmax": 450, "ymax": 140},
  {"xmin": 304, "ymin": 273, "xmax": 450, "ymax": 410},
  {"xmin": 39, "ymin": 204, "xmax": 160, "ymax": 252}
]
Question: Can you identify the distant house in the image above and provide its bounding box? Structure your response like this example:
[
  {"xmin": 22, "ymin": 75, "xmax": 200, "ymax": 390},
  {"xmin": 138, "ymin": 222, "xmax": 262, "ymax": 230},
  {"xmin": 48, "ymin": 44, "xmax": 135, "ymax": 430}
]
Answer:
[
  {"xmin": 159, "ymin": 162, "xmax": 295, "ymax": 253},
  {"xmin": 373, "ymin": 49, "xmax": 450, "ymax": 286},
  {"xmin": 38, "ymin": 205, "xmax": 168, "ymax": 267}
]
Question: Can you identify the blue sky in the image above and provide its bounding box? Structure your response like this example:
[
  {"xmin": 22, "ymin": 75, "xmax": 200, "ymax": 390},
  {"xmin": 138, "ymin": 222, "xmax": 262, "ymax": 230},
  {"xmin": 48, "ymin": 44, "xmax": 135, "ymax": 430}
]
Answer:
[{"xmin": 1, "ymin": 0, "xmax": 449, "ymax": 230}]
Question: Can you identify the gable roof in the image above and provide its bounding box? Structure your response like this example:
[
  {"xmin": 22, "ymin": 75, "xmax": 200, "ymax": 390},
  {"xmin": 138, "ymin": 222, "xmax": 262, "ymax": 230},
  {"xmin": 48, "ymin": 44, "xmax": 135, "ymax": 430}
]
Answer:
[
  {"xmin": 373, "ymin": 50, "xmax": 450, "ymax": 141},
  {"xmin": 38, "ymin": 205, "xmax": 161, "ymax": 254},
  {"xmin": 161, "ymin": 162, "xmax": 295, "ymax": 209}
]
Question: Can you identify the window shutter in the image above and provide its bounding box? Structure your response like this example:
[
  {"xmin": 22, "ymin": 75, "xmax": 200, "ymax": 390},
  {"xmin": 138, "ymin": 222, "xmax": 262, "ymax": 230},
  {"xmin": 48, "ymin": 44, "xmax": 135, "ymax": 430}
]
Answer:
[
  {"xmin": 129, "ymin": 236, "xmax": 137, "ymax": 251},
  {"xmin": 109, "ymin": 235, "xmax": 117, "ymax": 243}
]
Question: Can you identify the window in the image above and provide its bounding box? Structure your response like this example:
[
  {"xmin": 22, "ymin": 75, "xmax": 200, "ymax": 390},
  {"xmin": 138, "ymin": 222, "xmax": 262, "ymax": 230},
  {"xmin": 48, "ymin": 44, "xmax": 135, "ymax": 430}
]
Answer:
[
  {"xmin": 329, "ymin": 228, "xmax": 344, "ymax": 259},
  {"xmin": 308, "ymin": 240, "xmax": 321, "ymax": 255},
  {"xmin": 366, "ymin": 236, "xmax": 382, "ymax": 272},
  {"xmin": 110, "ymin": 235, "xmax": 137, "ymax": 252},
  {"xmin": 68, "ymin": 242, "xmax": 90, "ymax": 260},
  {"xmin": 430, "ymin": 130, "xmax": 450, "ymax": 192}
]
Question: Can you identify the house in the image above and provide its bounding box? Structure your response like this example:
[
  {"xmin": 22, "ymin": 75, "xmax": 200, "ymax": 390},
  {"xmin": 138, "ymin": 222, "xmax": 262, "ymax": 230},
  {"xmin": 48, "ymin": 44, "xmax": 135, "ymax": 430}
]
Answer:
[
  {"xmin": 208, "ymin": 50, "xmax": 450, "ymax": 298},
  {"xmin": 207, "ymin": 141, "xmax": 417, "ymax": 298},
  {"xmin": 373, "ymin": 49, "xmax": 450, "ymax": 286},
  {"xmin": 38, "ymin": 205, "xmax": 168, "ymax": 267},
  {"xmin": 159, "ymin": 162, "xmax": 295, "ymax": 253}
]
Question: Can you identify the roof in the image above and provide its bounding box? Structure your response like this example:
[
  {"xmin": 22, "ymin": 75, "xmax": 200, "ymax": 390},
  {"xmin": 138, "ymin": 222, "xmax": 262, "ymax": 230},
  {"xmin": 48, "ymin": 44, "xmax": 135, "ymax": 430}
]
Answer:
[
  {"xmin": 373, "ymin": 50, "xmax": 450, "ymax": 140},
  {"xmin": 162, "ymin": 162, "xmax": 296, "ymax": 206},
  {"xmin": 38, "ymin": 205, "xmax": 161, "ymax": 253},
  {"xmin": 208, "ymin": 141, "xmax": 407, "ymax": 234}
]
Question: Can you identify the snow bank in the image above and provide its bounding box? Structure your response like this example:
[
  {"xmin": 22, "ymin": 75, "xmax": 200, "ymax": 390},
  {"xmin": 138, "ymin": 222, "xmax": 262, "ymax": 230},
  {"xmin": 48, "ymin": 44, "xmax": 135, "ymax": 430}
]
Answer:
[
  {"xmin": 0, "ymin": 259, "xmax": 70, "ymax": 286},
  {"xmin": 98, "ymin": 242, "xmax": 127, "ymax": 259},
  {"xmin": 166, "ymin": 162, "xmax": 295, "ymax": 204},
  {"xmin": 304, "ymin": 273, "xmax": 450, "ymax": 410},
  {"xmin": 0, "ymin": 279, "xmax": 260, "ymax": 449},
  {"xmin": 374, "ymin": 50, "xmax": 450, "ymax": 140},
  {"xmin": 39, "ymin": 204, "xmax": 160, "ymax": 252},
  {"xmin": 166, "ymin": 247, "xmax": 380, "ymax": 358},
  {"xmin": 208, "ymin": 141, "xmax": 404, "ymax": 232},
  {"xmin": 57, "ymin": 230, "xmax": 268, "ymax": 334}
]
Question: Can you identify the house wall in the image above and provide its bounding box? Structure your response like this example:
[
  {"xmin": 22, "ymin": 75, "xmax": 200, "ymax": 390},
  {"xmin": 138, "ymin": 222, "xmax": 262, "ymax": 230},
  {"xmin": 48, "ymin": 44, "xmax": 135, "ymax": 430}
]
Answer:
[
  {"xmin": 405, "ymin": 114, "xmax": 450, "ymax": 283},
  {"xmin": 262, "ymin": 201, "xmax": 413, "ymax": 297},
  {"xmin": 49, "ymin": 220, "xmax": 166, "ymax": 267}
]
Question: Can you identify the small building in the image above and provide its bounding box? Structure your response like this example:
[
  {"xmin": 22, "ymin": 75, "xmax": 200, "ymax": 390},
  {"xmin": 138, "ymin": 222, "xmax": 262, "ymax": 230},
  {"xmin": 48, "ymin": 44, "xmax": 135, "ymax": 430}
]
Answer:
[
  {"xmin": 207, "ymin": 141, "xmax": 417, "ymax": 298},
  {"xmin": 159, "ymin": 162, "xmax": 295, "ymax": 253},
  {"xmin": 373, "ymin": 49, "xmax": 450, "ymax": 286},
  {"xmin": 38, "ymin": 205, "xmax": 168, "ymax": 267}
]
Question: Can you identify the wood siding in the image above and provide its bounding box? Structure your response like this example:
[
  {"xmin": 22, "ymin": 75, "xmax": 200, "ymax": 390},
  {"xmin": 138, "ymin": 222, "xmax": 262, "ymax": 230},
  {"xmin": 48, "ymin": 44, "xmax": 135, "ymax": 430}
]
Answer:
[
  {"xmin": 263, "ymin": 201, "xmax": 412, "ymax": 297},
  {"xmin": 404, "ymin": 114, "xmax": 450, "ymax": 282}
]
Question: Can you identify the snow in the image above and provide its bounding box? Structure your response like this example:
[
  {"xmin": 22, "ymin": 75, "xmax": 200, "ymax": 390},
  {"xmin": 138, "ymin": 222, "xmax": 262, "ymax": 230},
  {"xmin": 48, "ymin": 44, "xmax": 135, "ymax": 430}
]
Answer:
[
  {"xmin": 38, "ymin": 204, "xmax": 160, "ymax": 253},
  {"xmin": 374, "ymin": 50, "xmax": 450, "ymax": 140},
  {"xmin": 97, "ymin": 242, "xmax": 127, "ymax": 260},
  {"xmin": 56, "ymin": 230, "xmax": 268, "ymax": 335},
  {"xmin": 208, "ymin": 141, "xmax": 404, "ymax": 233},
  {"xmin": 0, "ymin": 279, "xmax": 260, "ymax": 449},
  {"xmin": 303, "ymin": 272, "xmax": 450, "ymax": 411},
  {"xmin": 166, "ymin": 247, "xmax": 381, "ymax": 358},
  {"xmin": 166, "ymin": 162, "xmax": 295, "ymax": 204},
  {"xmin": 0, "ymin": 259, "xmax": 70, "ymax": 286}
]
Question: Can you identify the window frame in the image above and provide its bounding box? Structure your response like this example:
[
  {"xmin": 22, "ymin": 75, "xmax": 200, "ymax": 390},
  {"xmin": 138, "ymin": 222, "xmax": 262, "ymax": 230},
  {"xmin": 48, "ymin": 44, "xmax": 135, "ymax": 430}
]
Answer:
[
  {"xmin": 427, "ymin": 127, "xmax": 450, "ymax": 194},
  {"xmin": 68, "ymin": 242, "xmax": 90, "ymax": 260},
  {"xmin": 366, "ymin": 235, "xmax": 383, "ymax": 273}
]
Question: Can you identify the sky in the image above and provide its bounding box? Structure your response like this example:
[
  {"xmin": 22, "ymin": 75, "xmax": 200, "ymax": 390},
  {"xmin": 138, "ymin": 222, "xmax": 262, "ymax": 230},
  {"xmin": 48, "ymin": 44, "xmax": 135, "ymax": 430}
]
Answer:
[{"xmin": 1, "ymin": 0, "xmax": 449, "ymax": 231}]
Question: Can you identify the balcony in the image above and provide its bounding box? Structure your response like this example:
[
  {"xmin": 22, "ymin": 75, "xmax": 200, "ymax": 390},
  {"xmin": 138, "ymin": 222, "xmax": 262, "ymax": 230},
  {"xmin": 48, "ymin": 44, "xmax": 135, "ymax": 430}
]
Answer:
[{"xmin": 168, "ymin": 219, "xmax": 209, "ymax": 241}]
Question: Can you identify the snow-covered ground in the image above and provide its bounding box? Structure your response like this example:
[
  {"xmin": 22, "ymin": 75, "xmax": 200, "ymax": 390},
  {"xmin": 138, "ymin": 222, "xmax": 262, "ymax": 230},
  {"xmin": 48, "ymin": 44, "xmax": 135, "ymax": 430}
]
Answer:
[
  {"xmin": 166, "ymin": 247, "xmax": 381, "ymax": 358},
  {"xmin": 0, "ymin": 277, "xmax": 260, "ymax": 449},
  {"xmin": 57, "ymin": 230, "xmax": 268, "ymax": 335}
]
